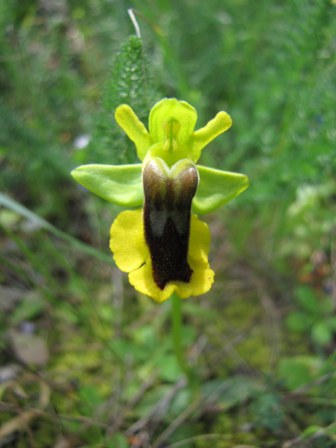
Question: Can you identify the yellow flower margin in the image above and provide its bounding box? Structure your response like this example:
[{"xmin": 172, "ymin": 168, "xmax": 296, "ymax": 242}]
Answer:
[{"xmin": 110, "ymin": 209, "xmax": 214, "ymax": 303}]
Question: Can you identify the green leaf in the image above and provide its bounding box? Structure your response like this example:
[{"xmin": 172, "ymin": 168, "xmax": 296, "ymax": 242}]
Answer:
[
  {"xmin": 0, "ymin": 193, "xmax": 113, "ymax": 264},
  {"xmin": 107, "ymin": 433, "xmax": 128, "ymax": 448},
  {"xmin": 249, "ymin": 392, "xmax": 284, "ymax": 431},
  {"xmin": 303, "ymin": 425, "xmax": 323, "ymax": 438},
  {"xmin": 10, "ymin": 292, "xmax": 45, "ymax": 325},
  {"xmin": 326, "ymin": 316, "xmax": 336, "ymax": 331},
  {"xmin": 278, "ymin": 356, "xmax": 321, "ymax": 390},
  {"xmin": 203, "ymin": 376, "xmax": 262, "ymax": 410},
  {"xmin": 295, "ymin": 286, "xmax": 321, "ymax": 314},
  {"xmin": 78, "ymin": 385, "xmax": 104, "ymax": 416},
  {"xmin": 321, "ymin": 297, "xmax": 334, "ymax": 314},
  {"xmin": 193, "ymin": 165, "xmax": 249, "ymax": 214},
  {"xmin": 286, "ymin": 311, "xmax": 311, "ymax": 332},
  {"xmin": 71, "ymin": 164, "xmax": 143, "ymax": 207},
  {"xmin": 311, "ymin": 322, "xmax": 332, "ymax": 346},
  {"xmin": 156, "ymin": 354, "xmax": 181, "ymax": 382}
]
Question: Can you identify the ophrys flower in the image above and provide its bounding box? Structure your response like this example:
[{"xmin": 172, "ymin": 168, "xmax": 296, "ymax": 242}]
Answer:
[{"xmin": 71, "ymin": 98, "xmax": 249, "ymax": 302}]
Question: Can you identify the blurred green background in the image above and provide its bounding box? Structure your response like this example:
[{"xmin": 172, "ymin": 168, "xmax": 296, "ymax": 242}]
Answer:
[{"xmin": 1, "ymin": 0, "xmax": 336, "ymax": 447}]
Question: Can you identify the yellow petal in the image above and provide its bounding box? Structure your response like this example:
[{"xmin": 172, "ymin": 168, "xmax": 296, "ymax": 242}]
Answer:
[
  {"xmin": 128, "ymin": 260, "xmax": 177, "ymax": 303},
  {"xmin": 177, "ymin": 215, "xmax": 214, "ymax": 299},
  {"xmin": 128, "ymin": 257, "xmax": 214, "ymax": 303},
  {"xmin": 110, "ymin": 209, "xmax": 148, "ymax": 272},
  {"xmin": 178, "ymin": 258, "xmax": 214, "ymax": 298},
  {"xmin": 188, "ymin": 214, "xmax": 211, "ymax": 263},
  {"xmin": 129, "ymin": 213, "xmax": 213, "ymax": 302},
  {"xmin": 110, "ymin": 210, "xmax": 214, "ymax": 302}
]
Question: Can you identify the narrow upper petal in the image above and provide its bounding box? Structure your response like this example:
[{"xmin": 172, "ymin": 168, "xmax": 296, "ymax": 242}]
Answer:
[
  {"xmin": 191, "ymin": 111, "xmax": 232, "ymax": 161},
  {"xmin": 115, "ymin": 104, "xmax": 151, "ymax": 160},
  {"xmin": 110, "ymin": 209, "xmax": 148, "ymax": 272},
  {"xmin": 114, "ymin": 99, "xmax": 234, "ymax": 165}
]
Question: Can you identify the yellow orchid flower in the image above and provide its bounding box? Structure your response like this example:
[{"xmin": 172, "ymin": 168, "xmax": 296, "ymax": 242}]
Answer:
[{"xmin": 71, "ymin": 98, "xmax": 249, "ymax": 302}]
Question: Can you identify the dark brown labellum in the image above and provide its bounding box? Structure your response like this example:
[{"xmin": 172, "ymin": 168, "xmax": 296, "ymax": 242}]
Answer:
[{"xmin": 143, "ymin": 158, "xmax": 199, "ymax": 290}]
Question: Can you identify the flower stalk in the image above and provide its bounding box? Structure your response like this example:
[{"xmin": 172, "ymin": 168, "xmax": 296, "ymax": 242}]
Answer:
[{"xmin": 171, "ymin": 292, "xmax": 197, "ymax": 388}]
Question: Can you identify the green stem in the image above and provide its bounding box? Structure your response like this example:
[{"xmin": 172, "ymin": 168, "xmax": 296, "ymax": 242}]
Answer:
[{"xmin": 171, "ymin": 293, "xmax": 196, "ymax": 389}]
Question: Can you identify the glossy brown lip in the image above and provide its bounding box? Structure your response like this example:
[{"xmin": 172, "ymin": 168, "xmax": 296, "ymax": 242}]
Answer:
[{"xmin": 143, "ymin": 158, "xmax": 199, "ymax": 289}]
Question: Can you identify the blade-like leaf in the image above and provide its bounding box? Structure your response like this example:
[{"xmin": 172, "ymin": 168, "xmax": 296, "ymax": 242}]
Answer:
[
  {"xmin": 193, "ymin": 165, "xmax": 249, "ymax": 214},
  {"xmin": 0, "ymin": 193, "xmax": 112, "ymax": 264},
  {"xmin": 71, "ymin": 164, "xmax": 143, "ymax": 207}
]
